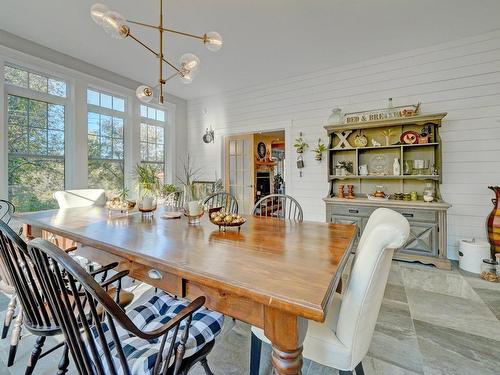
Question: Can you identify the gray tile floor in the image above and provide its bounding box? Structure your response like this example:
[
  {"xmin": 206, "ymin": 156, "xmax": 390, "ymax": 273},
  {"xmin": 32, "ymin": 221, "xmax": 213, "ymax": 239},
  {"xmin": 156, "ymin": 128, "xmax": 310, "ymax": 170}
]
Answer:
[{"xmin": 1, "ymin": 260, "xmax": 499, "ymax": 374}]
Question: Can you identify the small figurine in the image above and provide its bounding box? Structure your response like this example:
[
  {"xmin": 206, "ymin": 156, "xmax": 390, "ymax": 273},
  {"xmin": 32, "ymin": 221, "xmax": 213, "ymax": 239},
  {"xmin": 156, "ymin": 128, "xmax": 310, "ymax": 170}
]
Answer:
[
  {"xmin": 371, "ymin": 139, "xmax": 382, "ymax": 147},
  {"xmin": 347, "ymin": 185, "xmax": 355, "ymax": 199},
  {"xmin": 337, "ymin": 185, "xmax": 345, "ymax": 198}
]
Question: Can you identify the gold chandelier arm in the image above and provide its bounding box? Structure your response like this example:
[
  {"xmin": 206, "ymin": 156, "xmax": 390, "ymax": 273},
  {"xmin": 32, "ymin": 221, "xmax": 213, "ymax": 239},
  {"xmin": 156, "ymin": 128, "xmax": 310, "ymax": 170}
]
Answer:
[
  {"xmin": 160, "ymin": 27, "xmax": 205, "ymax": 41},
  {"xmin": 127, "ymin": 32, "xmax": 181, "ymax": 73},
  {"xmin": 164, "ymin": 71, "xmax": 180, "ymax": 83},
  {"xmin": 126, "ymin": 19, "xmax": 158, "ymax": 30},
  {"xmin": 126, "ymin": 20, "xmax": 205, "ymax": 41}
]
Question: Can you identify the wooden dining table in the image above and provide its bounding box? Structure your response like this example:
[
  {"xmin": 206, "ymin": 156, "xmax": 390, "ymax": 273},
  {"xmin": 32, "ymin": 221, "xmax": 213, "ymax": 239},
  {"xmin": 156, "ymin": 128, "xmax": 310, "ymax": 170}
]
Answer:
[{"xmin": 19, "ymin": 206, "xmax": 357, "ymax": 374}]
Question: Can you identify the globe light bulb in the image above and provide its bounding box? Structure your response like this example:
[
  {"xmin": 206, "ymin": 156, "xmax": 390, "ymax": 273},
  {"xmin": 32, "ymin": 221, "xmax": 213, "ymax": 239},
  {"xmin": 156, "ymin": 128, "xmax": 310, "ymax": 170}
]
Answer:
[
  {"xmin": 102, "ymin": 10, "xmax": 129, "ymax": 39},
  {"xmin": 179, "ymin": 53, "xmax": 200, "ymax": 80},
  {"xmin": 179, "ymin": 72, "xmax": 194, "ymax": 84},
  {"xmin": 136, "ymin": 85, "xmax": 154, "ymax": 103},
  {"xmin": 90, "ymin": 3, "xmax": 109, "ymax": 26},
  {"xmin": 204, "ymin": 31, "xmax": 223, "ymax": 52}
]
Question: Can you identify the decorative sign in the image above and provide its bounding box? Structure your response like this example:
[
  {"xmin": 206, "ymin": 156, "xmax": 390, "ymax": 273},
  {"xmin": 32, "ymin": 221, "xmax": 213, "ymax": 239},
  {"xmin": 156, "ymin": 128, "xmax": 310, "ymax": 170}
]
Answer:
[
  {"xmin": 344, "ymin": 103, "xmax": 420, "ymax": 124},
  {"xmin": 333, "ymin": 130, "xmax": 353, "ymax": 150}
]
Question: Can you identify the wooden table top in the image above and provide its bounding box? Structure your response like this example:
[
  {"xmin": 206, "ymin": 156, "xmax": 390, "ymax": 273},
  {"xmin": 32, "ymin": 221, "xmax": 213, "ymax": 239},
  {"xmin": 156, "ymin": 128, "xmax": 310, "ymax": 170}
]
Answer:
[{"xmin": 18, "ymin": 207, "xmax": 357, "ymax": 321}]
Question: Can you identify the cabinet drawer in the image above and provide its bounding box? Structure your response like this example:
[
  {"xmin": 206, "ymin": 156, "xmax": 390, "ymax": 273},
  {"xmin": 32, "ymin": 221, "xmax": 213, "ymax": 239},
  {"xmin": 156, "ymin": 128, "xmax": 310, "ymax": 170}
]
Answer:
[
  {"xmin": 331, "ymin": 205, "xmax": 373, "ymax": 217},
  {"xmin": 129, "ymin": 263, "xmax": 183, "ymax": 296},
  {"xmin": 393, "ymin": 209, "xmax": 436, "ymax": 223}
]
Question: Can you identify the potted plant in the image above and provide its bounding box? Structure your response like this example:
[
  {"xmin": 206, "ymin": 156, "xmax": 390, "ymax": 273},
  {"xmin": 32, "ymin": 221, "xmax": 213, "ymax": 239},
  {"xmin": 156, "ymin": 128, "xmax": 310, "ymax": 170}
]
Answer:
[
  {"xmin": 293, "ymin": 137, "xmax": 309, "ymax": 154},
  {"xmin": 135, "ymin": 164, "xmax": 161, "ymax": 210},
  {"xmin": 177, "ymin": 154, "xmax": 203, "ymax": 217},
  {"xmin": 312, "ymin": 139, "xmax": 327, "ymax": 161}
]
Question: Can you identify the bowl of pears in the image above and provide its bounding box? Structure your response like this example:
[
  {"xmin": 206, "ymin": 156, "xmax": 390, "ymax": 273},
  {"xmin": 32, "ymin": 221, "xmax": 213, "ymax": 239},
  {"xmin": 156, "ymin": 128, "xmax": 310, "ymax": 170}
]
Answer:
[{"xmin": 208, "ymin": 207, "xmax": 246, "ymax": 232}]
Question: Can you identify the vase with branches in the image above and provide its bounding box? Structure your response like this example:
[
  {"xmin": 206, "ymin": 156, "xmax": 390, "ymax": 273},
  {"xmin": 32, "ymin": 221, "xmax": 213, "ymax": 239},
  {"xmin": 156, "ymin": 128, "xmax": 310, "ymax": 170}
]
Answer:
[{"xmin": 177, "ymin": 154, "xmax": 203, "ymax": 215}]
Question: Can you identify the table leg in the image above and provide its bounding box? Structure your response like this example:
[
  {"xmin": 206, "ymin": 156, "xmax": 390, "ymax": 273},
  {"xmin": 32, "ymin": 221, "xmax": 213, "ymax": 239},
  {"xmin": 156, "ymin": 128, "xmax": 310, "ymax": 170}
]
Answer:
[{"xmin": 264, "ymin": 307, "xmax": 308, "ymax": 375}]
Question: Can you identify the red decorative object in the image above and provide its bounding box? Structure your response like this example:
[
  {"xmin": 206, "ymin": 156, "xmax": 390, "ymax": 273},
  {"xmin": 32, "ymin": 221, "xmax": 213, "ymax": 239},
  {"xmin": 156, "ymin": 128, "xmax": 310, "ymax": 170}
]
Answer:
[
  {"xmin": 347, "ymin": 185, "xmax": 355, "ymax": 199},
  {"xmin": 337, "ymin": 185, "xmax": 345, "ymax": 199},
  {"xmin": 487, "ymin": 186, "xmax": 500, "ymax": 259},
  {"xmin": 400, "ymin": 131, "xmax": 420, "ymax": 144}
]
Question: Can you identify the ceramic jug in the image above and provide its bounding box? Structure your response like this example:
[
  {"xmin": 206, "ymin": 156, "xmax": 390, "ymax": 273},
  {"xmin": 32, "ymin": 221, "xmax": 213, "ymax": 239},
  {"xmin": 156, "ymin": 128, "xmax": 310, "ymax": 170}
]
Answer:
[{"xmin": 487, "ymin": 186, "xmax": 500, "ymax": 259}]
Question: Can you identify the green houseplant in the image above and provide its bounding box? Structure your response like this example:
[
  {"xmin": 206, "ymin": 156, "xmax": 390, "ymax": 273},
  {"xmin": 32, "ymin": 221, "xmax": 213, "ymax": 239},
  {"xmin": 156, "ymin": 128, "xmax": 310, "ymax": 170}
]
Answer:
[
  {"xmin": 312, "ymin": 139, "xmax": 327, "ymax": 161},
  {"xmin": 293, "ymin": 137, "xmax": 309, "ymax": 154},
  {"xmin": 134, "ymin": 164, "xmax": 161, "ymax": 210}
]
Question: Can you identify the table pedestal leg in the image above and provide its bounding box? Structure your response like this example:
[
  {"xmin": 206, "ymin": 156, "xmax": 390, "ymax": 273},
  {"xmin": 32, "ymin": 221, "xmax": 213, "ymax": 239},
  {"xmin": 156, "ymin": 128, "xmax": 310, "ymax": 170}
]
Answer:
[
  {"xmin": 264, "ymin": 307, "xmax": 308, "ymax": 375},
  {"xmin": 271, "ymin": 346, "xmax": 303, "ymax": 374}
]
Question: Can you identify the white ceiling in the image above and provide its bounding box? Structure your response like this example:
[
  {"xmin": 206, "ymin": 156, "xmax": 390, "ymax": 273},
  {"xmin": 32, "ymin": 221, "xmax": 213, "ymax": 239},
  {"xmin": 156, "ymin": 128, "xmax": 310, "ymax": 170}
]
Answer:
[{"xmin": 1, "ymin": 0, "xmax": 499, "ymax": 100}]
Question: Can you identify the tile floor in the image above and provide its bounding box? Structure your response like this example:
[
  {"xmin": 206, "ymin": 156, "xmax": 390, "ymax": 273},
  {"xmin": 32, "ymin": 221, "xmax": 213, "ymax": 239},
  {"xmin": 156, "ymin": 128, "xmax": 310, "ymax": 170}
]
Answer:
[{"xmin": 0, "ymin": 260, "xmax": 499, "ymax": 375}]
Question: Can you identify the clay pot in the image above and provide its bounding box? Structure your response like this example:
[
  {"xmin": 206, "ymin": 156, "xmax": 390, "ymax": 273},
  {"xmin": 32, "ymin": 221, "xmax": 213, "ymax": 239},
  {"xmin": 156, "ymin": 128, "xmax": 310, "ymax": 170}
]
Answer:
[{"xmin": 487, "ymin": 186, "xmax": 500, "ymax": 259}]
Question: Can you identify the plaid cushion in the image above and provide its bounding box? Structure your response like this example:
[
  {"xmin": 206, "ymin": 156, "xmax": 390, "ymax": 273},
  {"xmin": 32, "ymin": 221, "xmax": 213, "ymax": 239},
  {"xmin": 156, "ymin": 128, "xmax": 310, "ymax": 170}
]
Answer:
[{"xmin": 88, "ymin": 291, "xmax": 224, "ymax": 375}]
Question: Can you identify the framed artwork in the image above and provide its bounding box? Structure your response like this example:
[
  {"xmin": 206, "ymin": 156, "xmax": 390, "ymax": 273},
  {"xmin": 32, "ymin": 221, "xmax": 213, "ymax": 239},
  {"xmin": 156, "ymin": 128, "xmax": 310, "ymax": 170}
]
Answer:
[{"xmin": 257, "ymin": 142, "xmax": 267, "ymax": 160}]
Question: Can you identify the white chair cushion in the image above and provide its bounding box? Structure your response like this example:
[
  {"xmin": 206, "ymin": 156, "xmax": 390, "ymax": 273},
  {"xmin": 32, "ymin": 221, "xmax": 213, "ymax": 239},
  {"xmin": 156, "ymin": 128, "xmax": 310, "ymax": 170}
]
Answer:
[{"xmin": 53, "ymin": 189, "xmax": 107, "ymax": 208}]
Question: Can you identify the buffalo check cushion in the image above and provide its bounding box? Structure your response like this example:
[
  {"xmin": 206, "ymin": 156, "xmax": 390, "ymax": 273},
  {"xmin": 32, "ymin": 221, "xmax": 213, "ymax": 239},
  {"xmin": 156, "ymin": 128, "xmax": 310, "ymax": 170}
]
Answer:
[{"xmin": 89, "ymin": 291, "xmax": 224, "ymax": 375}]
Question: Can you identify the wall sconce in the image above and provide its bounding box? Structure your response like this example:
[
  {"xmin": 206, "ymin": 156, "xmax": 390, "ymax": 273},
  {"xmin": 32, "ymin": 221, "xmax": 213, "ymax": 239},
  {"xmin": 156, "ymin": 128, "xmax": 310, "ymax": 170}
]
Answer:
[{"xmin": 202, "ymin": 127, "xmax": 215, "ymax": 143}]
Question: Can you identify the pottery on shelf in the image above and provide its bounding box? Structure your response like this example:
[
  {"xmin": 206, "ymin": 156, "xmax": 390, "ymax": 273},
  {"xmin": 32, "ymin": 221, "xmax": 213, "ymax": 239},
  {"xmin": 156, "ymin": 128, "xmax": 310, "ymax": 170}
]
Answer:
[{"xmin": 487, "ymin": 186, "xmax": 500, "ymax": 259}]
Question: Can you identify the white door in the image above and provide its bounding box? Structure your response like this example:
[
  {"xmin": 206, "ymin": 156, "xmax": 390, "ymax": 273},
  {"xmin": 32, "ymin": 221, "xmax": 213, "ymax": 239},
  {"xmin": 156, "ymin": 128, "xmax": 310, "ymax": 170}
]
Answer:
[{"xmin": 225, "ymin": 134, "xmax": 254, "ymax": 214}]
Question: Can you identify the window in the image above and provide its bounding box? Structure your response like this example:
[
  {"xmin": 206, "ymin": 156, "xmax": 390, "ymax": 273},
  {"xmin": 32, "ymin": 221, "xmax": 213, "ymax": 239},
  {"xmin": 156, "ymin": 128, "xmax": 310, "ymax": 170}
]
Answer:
[
  {"xmin": 6, "ymin": 94, "xmax": 65, "ymax": 212},
  {"xmin": 87, "ymin": 89, "xmax": 125, "ymax": 192},
  {"xmin": 4, "ymin": 65, "xmax": 67, "ymax": 97},
  {"xmin": 139, "ymin": 105, "xmax": 166, "ymax": 183}
]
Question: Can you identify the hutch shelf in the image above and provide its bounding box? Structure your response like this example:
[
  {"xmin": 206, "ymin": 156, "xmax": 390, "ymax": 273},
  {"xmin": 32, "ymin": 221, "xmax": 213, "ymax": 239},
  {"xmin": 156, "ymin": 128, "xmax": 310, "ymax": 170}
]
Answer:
[{"xmin": 324, "ymin": 112, "xmax": 451, "ymax": 270}]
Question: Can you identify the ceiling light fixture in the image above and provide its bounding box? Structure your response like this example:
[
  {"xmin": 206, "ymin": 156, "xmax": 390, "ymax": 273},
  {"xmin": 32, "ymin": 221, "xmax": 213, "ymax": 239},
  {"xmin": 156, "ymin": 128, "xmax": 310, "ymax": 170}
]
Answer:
[{"xmin": 90, "ymin": 1, "xmax": 223, "ymax": 104}]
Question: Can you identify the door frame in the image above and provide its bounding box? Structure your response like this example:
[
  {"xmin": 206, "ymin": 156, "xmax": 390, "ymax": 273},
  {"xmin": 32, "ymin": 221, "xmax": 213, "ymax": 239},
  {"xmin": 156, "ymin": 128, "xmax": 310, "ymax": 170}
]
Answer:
[{"xmin": 221, "ymin": 124, "xmax": 292, "ymax": 209}]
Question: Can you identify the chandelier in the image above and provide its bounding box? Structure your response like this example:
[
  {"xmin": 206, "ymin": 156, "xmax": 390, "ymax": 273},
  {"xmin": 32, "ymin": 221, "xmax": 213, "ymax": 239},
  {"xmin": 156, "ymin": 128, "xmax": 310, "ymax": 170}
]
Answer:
[{"xmin": 90, "ymin": 1, "xmax": 223, "ymax": 104}]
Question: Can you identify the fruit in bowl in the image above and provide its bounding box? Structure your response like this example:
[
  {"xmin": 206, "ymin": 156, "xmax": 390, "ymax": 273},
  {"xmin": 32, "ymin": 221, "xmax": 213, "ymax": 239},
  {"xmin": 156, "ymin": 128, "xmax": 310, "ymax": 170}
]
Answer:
[
  {"xmin": 209, "ymin": 208, "xmax": 246, "ymax": 229},
  {"xmin": 106, "ymin": 197, "xmax": 136, "ymax": 211}
]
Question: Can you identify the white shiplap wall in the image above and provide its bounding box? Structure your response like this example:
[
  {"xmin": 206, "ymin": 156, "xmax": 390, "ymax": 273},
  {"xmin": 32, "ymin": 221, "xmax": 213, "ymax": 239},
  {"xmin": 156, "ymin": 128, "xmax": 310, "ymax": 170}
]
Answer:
[{"xmin": 186, "ymin": 30, "xmax": 500, "ymax": 259}]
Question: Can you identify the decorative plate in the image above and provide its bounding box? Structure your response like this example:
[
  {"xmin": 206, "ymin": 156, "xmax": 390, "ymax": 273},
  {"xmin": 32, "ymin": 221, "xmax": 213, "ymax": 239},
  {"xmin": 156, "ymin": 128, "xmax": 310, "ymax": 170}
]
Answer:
[
  {"xmin": 400, "ymin": 131, "xmax": 420, "ymax": 145},
  {"xmin": 367, "ymin": 194, "xmax": 390, "ymax": 201},
  {"xmin": 369, "ymin": 154, "xmax": 389, "ymax": 175},
  {"xmin": 354, "ymin": 134, "xmax": 368, "ymax": 147}
]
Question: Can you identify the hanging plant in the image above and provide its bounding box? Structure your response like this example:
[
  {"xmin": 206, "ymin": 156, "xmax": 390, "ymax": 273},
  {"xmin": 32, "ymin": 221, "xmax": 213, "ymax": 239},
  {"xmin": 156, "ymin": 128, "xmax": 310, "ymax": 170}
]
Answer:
[
  {"xmin": 293, "ymin": 137, "xmax": 309, "ymax": 154},
  {"xmin": 312, "ymin": 139, "xmax": 327, "ymax": 161}
]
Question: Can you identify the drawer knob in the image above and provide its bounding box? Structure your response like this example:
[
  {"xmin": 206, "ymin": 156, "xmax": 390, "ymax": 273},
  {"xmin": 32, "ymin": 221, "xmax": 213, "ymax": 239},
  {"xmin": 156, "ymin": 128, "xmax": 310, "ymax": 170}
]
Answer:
[
  {"xmin": 148, "ymin": 269, "xmax": 163, "ymax": 280},
  {"xmin": 402, "ymin": 213, "xmax": 414, "ymax": 218},
  {"xmin": 348, "ymin": 209, "xmax": 359, "ymax": 214}
]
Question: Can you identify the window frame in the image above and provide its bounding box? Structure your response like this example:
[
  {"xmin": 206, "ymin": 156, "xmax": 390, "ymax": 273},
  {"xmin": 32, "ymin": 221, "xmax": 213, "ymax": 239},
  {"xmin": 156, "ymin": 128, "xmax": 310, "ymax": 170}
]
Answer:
[
  {"xmin": 3, "ymin": 62, "xmax": 71, "ymax": 211},
  {"xmin": 0, "ymin": 49, "xmax": 177, "ymax": 205},
  {"xmin": 86, "ymin": 87, "xmax": 127, "ymax": 192},
  {"xmin": 139, "ymin": 103, "xmax": 168, "ymax": 182}
]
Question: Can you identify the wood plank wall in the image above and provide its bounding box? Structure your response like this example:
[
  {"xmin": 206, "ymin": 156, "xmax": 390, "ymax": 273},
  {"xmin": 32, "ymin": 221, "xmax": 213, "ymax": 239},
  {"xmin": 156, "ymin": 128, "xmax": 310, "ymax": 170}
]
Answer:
[{"xmin": 186, "ymin": 30, "xmax": 500, "ymax": 259}]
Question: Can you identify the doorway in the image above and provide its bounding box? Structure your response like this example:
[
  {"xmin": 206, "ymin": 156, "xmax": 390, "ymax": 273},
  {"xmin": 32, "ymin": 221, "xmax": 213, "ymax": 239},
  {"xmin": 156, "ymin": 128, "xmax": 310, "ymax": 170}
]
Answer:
[{"xmin": 224, "ymin": 130, "xmax": 286, "ymax": 214}]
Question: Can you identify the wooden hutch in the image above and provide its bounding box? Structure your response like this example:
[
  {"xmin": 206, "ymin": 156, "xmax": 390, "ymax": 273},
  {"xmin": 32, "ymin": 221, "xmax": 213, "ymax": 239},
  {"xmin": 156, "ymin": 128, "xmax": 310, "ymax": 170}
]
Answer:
[{"xmin": 324, "ymin": 112, "xmax": 451, "ymax": 270}]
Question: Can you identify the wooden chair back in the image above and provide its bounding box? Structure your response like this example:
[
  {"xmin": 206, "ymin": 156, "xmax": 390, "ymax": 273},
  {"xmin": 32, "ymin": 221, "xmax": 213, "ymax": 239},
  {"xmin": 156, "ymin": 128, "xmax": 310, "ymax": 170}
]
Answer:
[
  {"xmin": 27, "ymin": 237, "xmax": 205, "ymax": 375},
  {"xmin": 0, "ymin": 221, "xmax": 59, "ymax": 335},
  {"xmin": 252, "ymin": 194, "xmax": 303, "ymax": 221},
  {"xmin": 203, "ymin": 192, "xmax": 238, "ymax": 214},
  {"xmin": 0, "ymin": 200, "xmax": 15, "ymax": 225}
]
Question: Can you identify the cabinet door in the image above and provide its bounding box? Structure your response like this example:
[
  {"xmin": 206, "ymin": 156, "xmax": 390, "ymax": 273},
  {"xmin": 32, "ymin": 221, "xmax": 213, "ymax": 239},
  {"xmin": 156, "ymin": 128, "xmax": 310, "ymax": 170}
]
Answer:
[{"xmin": 399, "ymin": 222, "xmax": 439, "ymax": 256}]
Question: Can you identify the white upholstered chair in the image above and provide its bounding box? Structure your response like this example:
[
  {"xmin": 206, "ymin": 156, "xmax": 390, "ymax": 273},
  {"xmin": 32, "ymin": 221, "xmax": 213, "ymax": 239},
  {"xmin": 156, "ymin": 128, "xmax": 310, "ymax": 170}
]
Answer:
[
  {"xmin": 53, "ymin": 188, "xmax": 107, "ymax": 208},
  {"xmin": 249, "ymin": 208, "xmax": 410, "ymax": 375}
]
